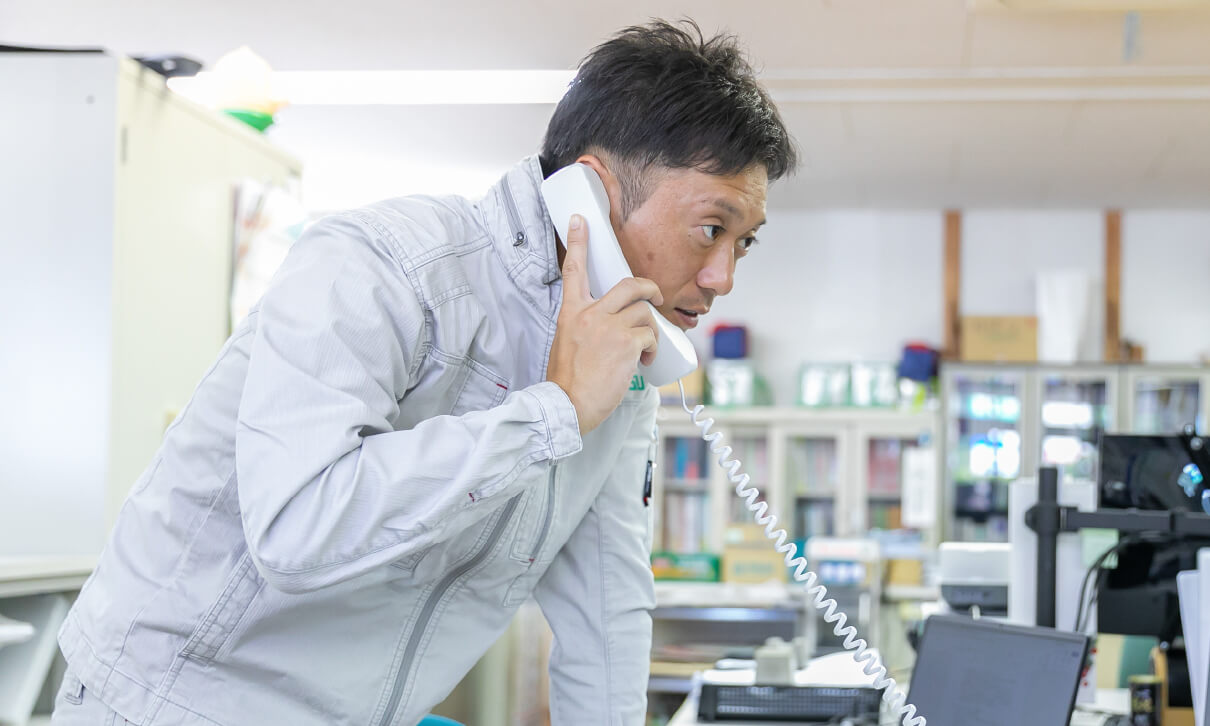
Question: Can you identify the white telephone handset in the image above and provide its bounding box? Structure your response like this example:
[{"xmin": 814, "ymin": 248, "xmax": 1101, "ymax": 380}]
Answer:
[{"xmin": 540, "ymin": 163, "xmax": 698, "ymax": 388}]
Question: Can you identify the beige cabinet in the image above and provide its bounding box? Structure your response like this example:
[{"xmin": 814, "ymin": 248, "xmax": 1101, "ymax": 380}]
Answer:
[{"xmin": 0, "ymin": 51, "xmax": 302, "ymax": 557}]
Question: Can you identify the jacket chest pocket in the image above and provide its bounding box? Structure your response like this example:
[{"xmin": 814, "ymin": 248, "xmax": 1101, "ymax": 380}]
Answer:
[{"xmin": 449, "ymin": 359, "xmax": 510, "ymax": 417}]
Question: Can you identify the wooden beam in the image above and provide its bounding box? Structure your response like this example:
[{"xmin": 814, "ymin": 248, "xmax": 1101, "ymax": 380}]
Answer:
[
  {"xmin": 944, "ymin": 210, "xmax": 962, "ymax": 359},
  {"xmin": 1104, "ymin": 210, "xmax": 1122, "ymax": 362}
]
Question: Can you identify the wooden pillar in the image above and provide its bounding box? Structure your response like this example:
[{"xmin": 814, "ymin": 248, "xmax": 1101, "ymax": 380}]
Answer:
[
  {"xmin": 944, "ymin": 210, "xmax": 962, "ymax": 359},
  {"xmin": 1104, "ymin": 210, "xmax": 1122, "ymax": 362}
]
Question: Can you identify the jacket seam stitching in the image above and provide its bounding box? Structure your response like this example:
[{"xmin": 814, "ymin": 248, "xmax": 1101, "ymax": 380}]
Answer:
[
  {"xmin": 146, "ymin": 552, "xmax": 254, "ymax": 721},
  {"xmin": 425, "ymin": 283, "xmax": 472, "ymax": 308},
  {"xmin": 107, "ymin": 470, "xmax": 243, "ymax": 697},
  {"xmin": 74, "ymin": 626, "xmax": 203, "ymax": 725},
  {"xmin": 486, "ymin": 176, "xmax": 554, "ymax": 316},
  {"xmin": 372, "ymin": 513, "xmax": 501, "ymax": 720},
  {"xmin": 345, "ymin": 210, "xmax": 432, "ymax": 383},
  {"xmin": 525, "ymin": 388, "xmax": 559, "ymax": 461},
  {"xmin": 260, "ymin": 451, "xmax": 542, "ymax": 576},
  {"xmin": 597, "ymin": 510, "xmax": 614, "ymax": 722}
]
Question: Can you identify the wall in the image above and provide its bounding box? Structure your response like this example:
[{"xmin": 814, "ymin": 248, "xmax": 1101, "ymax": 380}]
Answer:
[
  {"xmin": 693, "ymin": 207, "xmax": 1209, "ymax": 404},
  {"xmin": 1121, "ymin": 212, "xmax": 1210, "ymax": 363},
  {"xmin": 689, "ymin": 211, "xmax": 944, "ymax": 405},
  {"xmin": 963, "ymin": 210, "xmax": 1105, "ymax": 362}
]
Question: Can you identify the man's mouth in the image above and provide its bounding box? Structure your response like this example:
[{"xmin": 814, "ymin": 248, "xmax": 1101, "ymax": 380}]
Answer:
[{"xmin": 673, "ymin": 307, "xmax": 704, "ymax": 329}]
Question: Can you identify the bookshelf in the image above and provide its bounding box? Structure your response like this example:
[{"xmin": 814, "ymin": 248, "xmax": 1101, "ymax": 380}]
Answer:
[{"xmin": 652, "ymin": 406, "xmax": 942, "ymax": 557}]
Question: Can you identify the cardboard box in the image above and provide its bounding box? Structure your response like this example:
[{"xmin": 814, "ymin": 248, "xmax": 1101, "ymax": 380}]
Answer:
[
  {"xmin": 960, "ymin": 316, "xmax": 1038, "ymax": 363},
  {"xmin": 723, "ymin": 524, "xmax": 772, "ymax": 548},
  {"xmin": 659, "ymin": 364, "xmax": 705, "ymax": 405},
  {"xmin": 885, "ymin": 558, "xmax": 924, "ymax": 586},
  {"xmin": 723, "ymin": 547, "xmax": 788, "ymax": 584},
  {"xmin": 651, "ymin": 552, "xmax": 720, "ymax": 582},
  {"xmin": 722, "ymin": 525, "xmax": 787, "ymax": 584}
]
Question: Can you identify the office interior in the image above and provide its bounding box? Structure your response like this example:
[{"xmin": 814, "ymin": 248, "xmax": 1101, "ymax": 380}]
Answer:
[{"xmin": 2, "ymin": 1, "xmax": 1210, "ymax": 725}]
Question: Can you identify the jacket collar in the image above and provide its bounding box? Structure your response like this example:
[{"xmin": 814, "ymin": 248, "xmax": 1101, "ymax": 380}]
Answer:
[{"xmin": 478, "ymin": 155, "xmax": 562, "ymax": 316}]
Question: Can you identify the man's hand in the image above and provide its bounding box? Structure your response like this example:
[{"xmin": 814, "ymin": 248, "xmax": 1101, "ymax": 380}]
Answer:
[{"xmin": 546, "ymin": 214, "xmax": 662, "ymax": 435}]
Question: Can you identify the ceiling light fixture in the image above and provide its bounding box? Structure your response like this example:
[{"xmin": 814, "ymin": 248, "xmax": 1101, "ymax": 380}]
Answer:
[{"xmin": 168, "ymin": 70, "xmax": 577, "ymax": 106}]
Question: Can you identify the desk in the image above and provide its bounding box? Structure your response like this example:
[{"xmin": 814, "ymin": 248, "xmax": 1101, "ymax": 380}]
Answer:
[
  {"xmin": 668, "ymin": 686, "xmax": 1130, "ymax": 725},
  {"xmin": 0, "ymin": 556, "xmax": 95, "ymax": 599}
]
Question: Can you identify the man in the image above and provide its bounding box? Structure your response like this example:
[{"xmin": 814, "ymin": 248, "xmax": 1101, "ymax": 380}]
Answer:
[{"xmin": 53, "ymin": 19, "xmax": 795, "ymax": 726}]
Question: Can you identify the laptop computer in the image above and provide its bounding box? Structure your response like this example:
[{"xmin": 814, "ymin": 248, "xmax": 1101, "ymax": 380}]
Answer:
[{"xmin": 905, "ymin": 615, "xmax": 1091, "ymax": 726}]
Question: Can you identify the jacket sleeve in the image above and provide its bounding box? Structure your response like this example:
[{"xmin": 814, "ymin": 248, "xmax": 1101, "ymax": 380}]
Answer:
[
  {"xmin": 533, "ymin": 389, "xmax": 659, "ymax": 726},
  {"xmin": 234, "ymin": 212, "xmax": 582, "ymax": 594}
]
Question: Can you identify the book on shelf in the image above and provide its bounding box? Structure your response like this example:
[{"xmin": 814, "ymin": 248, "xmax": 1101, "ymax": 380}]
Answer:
[
  {"xmin": 669, "ymin": 437, "xmax": 707, "ymax": 480},
  {"xmin": 663, "ymin": 491, "xmax": 709, "ymax": 554}
]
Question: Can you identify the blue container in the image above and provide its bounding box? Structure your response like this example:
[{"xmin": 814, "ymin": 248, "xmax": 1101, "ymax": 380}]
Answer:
[{"xmin": 712, "ymin": 325, "xmax": 748, "ymax": 359}]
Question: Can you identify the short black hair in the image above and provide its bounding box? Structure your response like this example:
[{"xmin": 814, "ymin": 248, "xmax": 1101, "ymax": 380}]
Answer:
[{"xmin": 540, "ymin": 19, "xmax": 797, "ymax": 217}]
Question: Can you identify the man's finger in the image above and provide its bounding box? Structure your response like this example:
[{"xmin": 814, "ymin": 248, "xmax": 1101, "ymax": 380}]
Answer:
[
  {"xmin": 597, "ymin": 276, "xmax": 663, "ymax": 313},
  {"xmin": 559, "ymin": 214, "xmax": 592, "ymax": 303},
  {"xmin": 633, "ymin": 326, "xmax": 658, "ymax": 365},
  {"xmin": 617, "ymin": 299, "xmax": 661, "ymax": 330}
]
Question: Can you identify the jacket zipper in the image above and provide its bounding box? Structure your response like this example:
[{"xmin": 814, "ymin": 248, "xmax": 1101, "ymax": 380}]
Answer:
[
  {"xmin": 377, "ymin": 494, "xmax": 522, "ymax": 726},
  {"xmin": 528, "ymin": 466, "xmax": 557, "ymax": 562},
  {"xmin": 499, "ymin": 179, "xmax": 527, "ymax": 247}
]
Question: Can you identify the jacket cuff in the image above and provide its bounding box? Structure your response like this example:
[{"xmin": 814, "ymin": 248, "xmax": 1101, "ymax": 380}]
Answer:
[{"xmin": 522, "ymin": 381, "xmax": 583, "ymax": 461}]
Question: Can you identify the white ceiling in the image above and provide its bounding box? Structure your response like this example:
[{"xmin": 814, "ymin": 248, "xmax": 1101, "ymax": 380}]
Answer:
[{"xmin": 4, "ymin": 0, "xmax": 1209, "ymax": 209}]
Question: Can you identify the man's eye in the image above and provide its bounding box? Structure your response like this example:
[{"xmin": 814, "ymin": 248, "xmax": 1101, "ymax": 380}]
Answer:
[
  {"xmin": 702, "ymin": 225, "xmax": 724, "ymax": 240},
  {"xmin": 738, "ymin": 236, "xmax": 759, "ymax": 252}
]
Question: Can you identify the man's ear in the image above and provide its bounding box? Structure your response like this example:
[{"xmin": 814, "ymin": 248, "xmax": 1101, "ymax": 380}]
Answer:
[{"xmin": 574, "ymin": 153, "xmax": 625, "ymax": 230}]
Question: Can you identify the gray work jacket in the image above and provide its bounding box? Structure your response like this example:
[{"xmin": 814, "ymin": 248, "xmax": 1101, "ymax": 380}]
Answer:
[{"xmin": 58, "ymin": 155, "xmax": 659, "ymax": 726}]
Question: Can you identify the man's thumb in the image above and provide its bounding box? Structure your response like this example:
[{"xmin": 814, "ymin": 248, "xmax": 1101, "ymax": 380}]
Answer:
[{"xmin": 561, "ymin": 214, "xmax": 590, "ymax": 301}]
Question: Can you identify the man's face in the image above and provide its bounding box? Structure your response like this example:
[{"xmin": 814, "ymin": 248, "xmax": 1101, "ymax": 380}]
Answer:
[{"xmin": 612, "ymin": 163, "xmax": 768, "ymax": 330}]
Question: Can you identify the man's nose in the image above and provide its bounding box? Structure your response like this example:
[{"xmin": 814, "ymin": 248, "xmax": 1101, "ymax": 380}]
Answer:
[{"xmin": 697, "ymin": 242, "xmax": 735, "ymax": 297}]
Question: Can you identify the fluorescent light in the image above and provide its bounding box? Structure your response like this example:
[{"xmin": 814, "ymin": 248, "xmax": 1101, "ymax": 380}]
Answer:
[
  {"xmin": 168, "ymin": 70, "xmax": 576, "ymax": 106},
  {"xmin": 165, "ymin": 66, "xmax": 1210, "ymax": 107},
  {"xmin": 767, "ymin": 85, "xmax": 1210, "ymax": 103}
]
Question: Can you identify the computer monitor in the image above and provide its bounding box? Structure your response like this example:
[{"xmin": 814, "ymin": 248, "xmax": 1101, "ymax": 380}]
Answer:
[
  {"xmin": 1098, "ymin": 434, "xmax": 1210, "ymax": 642},
  {"xmin": 1100, "ymin": 434, "xmax": 1204, "ymax": 512},
  {"xmin": 905, "ymin": 615, "xmax": 1090, "ymax": 726}
]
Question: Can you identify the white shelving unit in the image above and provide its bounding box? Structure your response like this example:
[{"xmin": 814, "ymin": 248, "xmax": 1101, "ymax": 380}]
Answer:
[
  {"xmin": 941, "ymin": 363, "xmax": 1210, "ymax": 542},
  {"xmin": 647, "ymin": 405, "xmax": 940, "ymax": 719},
  {"xmin": 652, "ymin": 405, "xmax": 942, "ymax": 555}
]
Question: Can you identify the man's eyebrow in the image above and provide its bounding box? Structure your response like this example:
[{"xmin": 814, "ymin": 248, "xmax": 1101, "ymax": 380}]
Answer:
[{"xmin": 704, "ymin": 199, "xmax": 765, "ymax": 231}]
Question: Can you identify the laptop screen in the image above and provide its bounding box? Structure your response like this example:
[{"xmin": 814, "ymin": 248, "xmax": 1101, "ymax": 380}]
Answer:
[{"xmin": 905, "ymin": 615, "xmax": 1090, "ymax": 726}]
